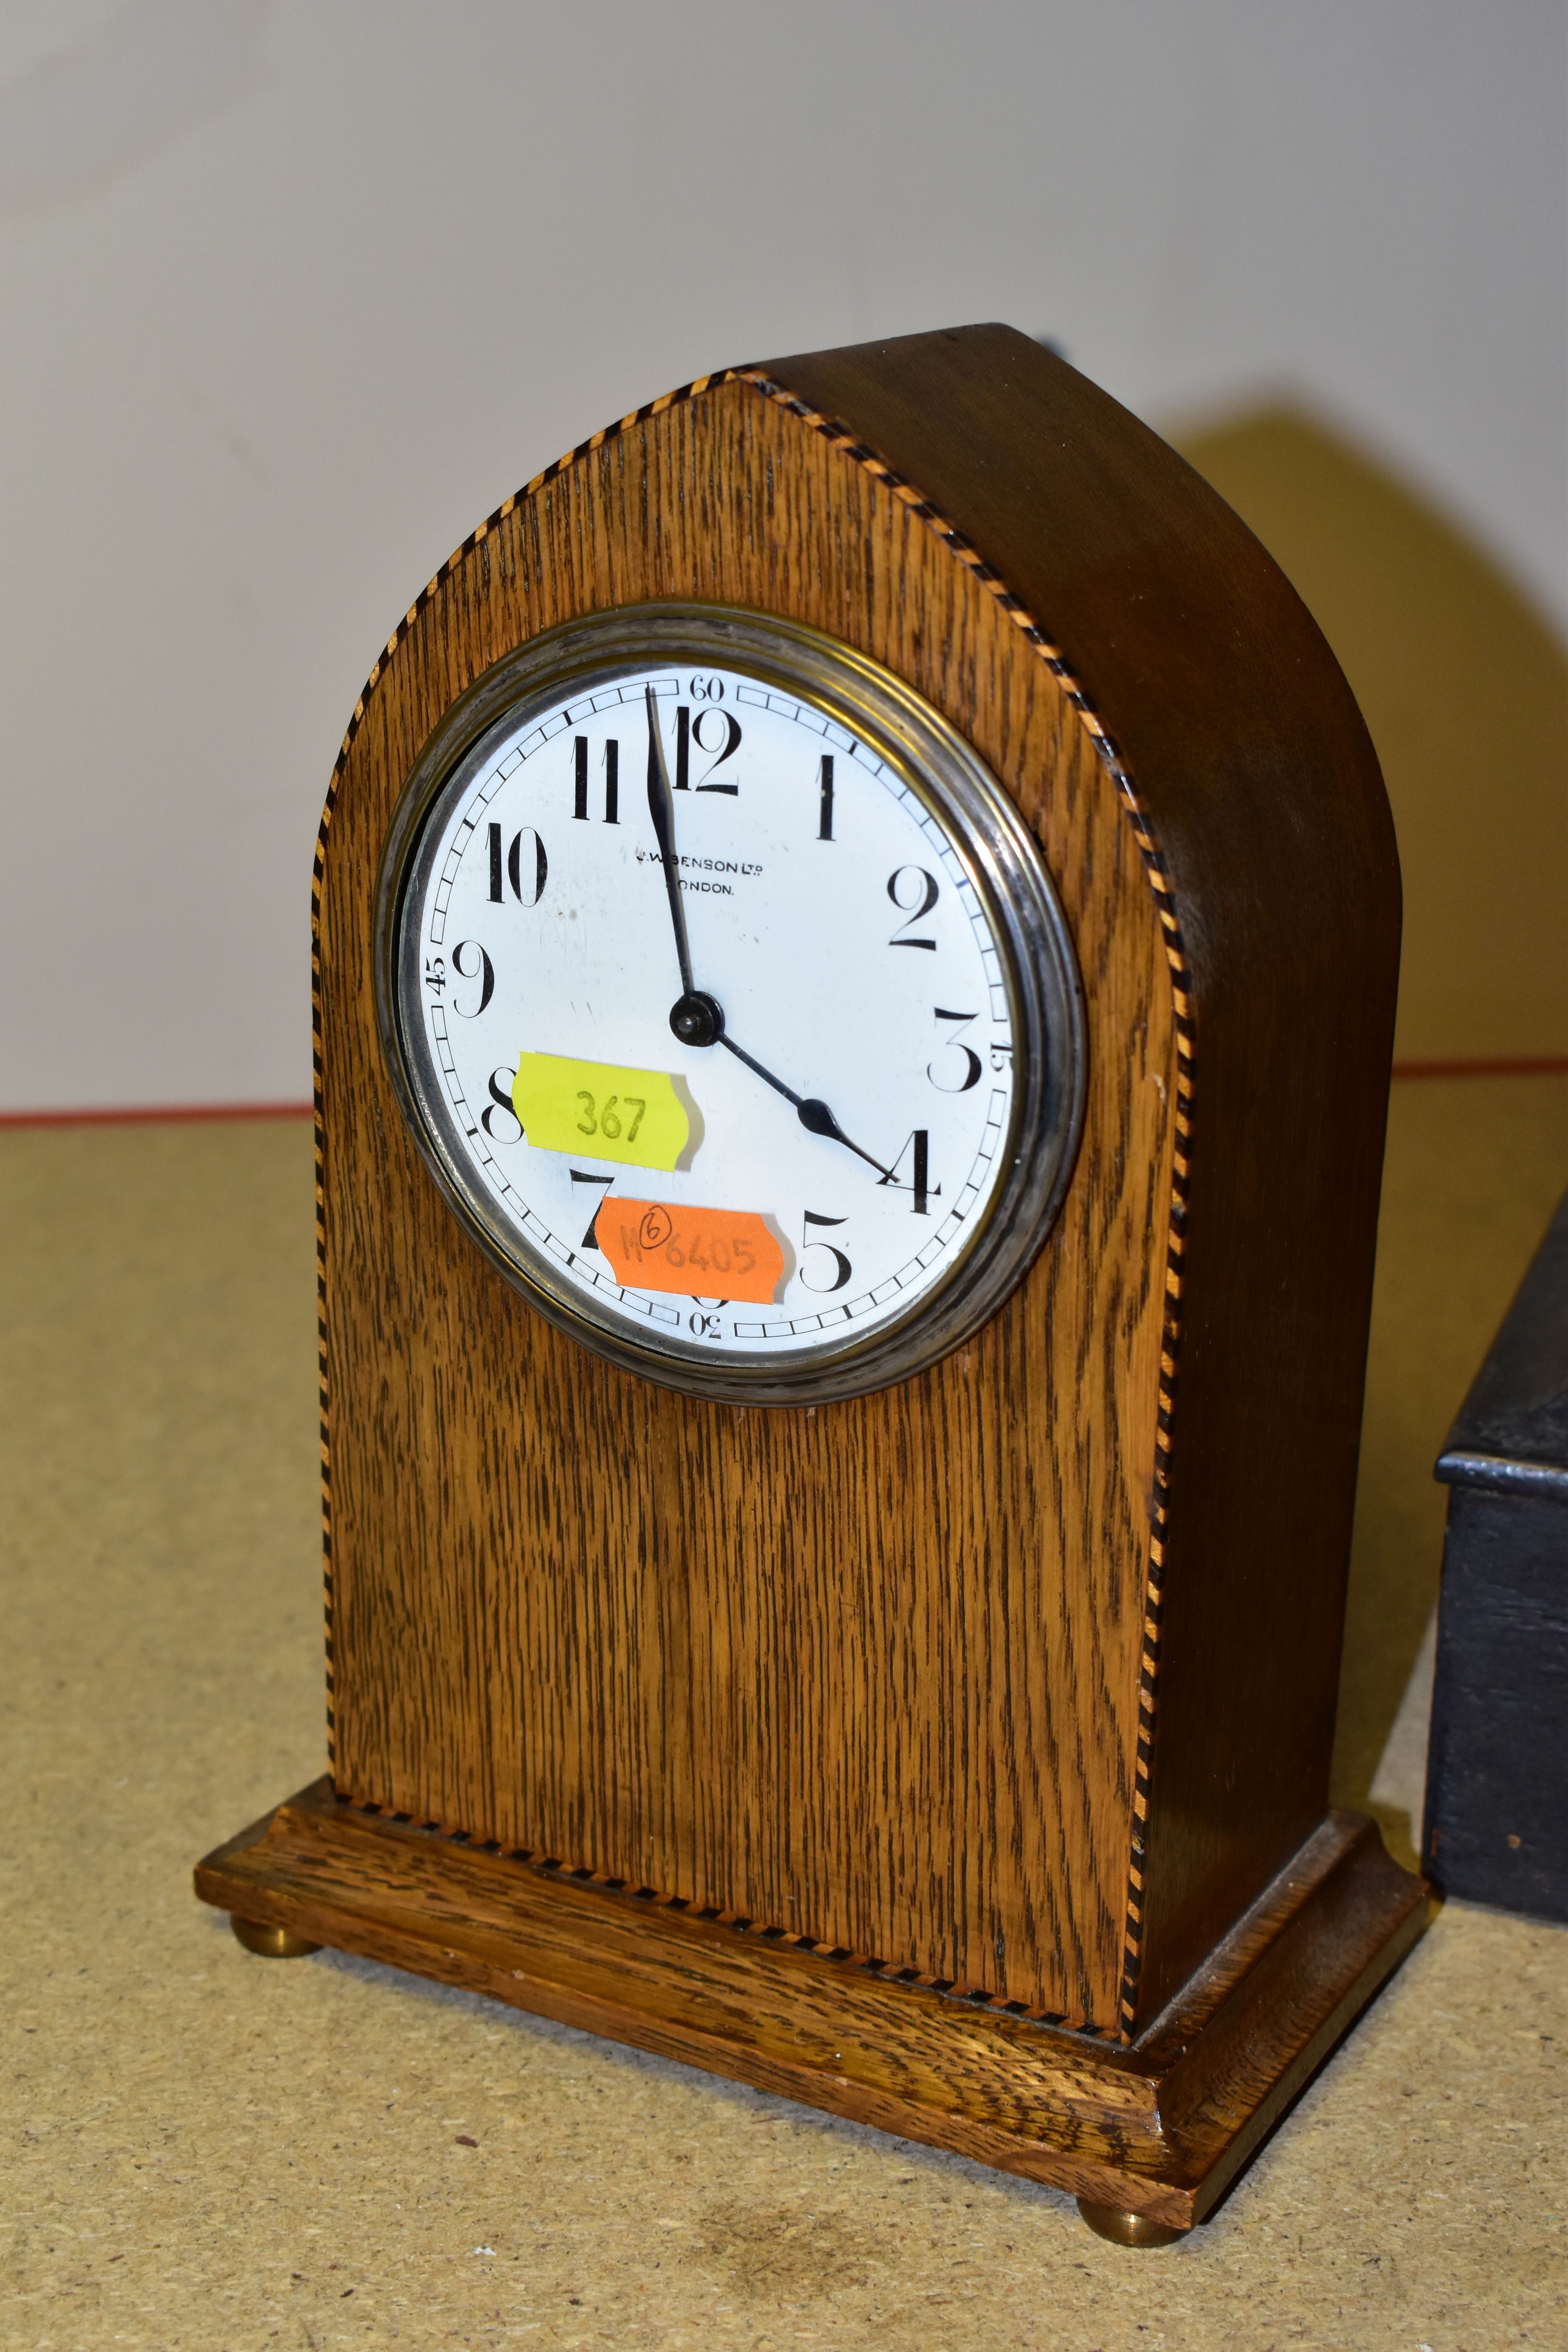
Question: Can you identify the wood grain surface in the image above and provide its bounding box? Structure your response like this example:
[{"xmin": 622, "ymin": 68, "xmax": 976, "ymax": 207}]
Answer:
[
  {"xmin": 311, "ymin": 326, "xmax": 1409, "ymax": 2048},
  {"xmin": 319, "ymin": 366, "xmax": 1173, "ymax": 2033},
  {"xmin": 196, "ymin": 1782, "xmax": 1431, "ymax": 2232},
  {"xmin": 758, "ymin": 330, "xmax": 1405, "ymax": 2023}
]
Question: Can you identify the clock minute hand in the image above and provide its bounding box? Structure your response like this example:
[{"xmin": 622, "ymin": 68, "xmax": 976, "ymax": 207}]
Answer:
[
  {"xmin": 645, "ymin": 685, "xmax": 696, "ymax": 1000},
  {"xmin": 717, "ymin": 1030, "xmax": 895, "ymax": 1182}
]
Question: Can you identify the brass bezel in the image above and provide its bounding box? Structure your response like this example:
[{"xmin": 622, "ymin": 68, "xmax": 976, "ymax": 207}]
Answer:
[{"xmin": 374, "ymin": 602, "xmax": 1084, "ymax": 1403}]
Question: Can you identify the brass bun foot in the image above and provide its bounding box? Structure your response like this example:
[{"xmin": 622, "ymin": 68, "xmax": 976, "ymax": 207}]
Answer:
[
  {"xmin": 230, "ymin": 1915, "xmax": 321, "ymax": 1959},
  {"xmin": 1077, "ymin": 2198, "xmax": 1186, "ymax": 2248}
]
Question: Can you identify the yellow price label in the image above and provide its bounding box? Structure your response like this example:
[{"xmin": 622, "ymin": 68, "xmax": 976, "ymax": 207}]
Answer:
[{"xmin": 511, "ymin": 1051, "xmax": 695, "ymax": 1171}]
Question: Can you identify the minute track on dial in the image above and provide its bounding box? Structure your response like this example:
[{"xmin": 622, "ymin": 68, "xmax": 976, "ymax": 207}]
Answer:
[
  {"xmin": 383, "ymin": 602, "xmax": 1079, "ymax": 1400},
  {"xmin": 643, "ymin": 685, "xmax": 895, "ymax": 1183}
]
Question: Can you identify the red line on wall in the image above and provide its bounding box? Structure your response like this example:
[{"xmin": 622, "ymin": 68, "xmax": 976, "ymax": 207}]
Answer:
[
  {"xmin": 0, "ymin": 1101, "xmax": 314, "ymax": 1131},
  {"xmin": 0, "ymin": 1058, "xmax": 1563, "ymax": 1131}
]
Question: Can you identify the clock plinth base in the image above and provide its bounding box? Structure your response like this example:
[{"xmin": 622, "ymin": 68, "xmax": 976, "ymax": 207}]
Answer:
[
  {"xmin": 1076, "ymin": 2200, "xmax": 1186, "ymax": 2248},
  {"xmin": 230, "ymin": 1915, "xmax": 321, "ymax": 1959},
  {"xmin": 197, "ymin": 1782, "xmax": 1428, "ymax": 2233}
]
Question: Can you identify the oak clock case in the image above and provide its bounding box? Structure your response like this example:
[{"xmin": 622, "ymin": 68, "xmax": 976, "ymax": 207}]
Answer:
[
  {"xmin": 196, "ymin": 325, "xmax": 1428, "ymax": 2242},
  {"xmin": 374, "ymin": 605, "xmax": 1085, "ymax": 1403}
]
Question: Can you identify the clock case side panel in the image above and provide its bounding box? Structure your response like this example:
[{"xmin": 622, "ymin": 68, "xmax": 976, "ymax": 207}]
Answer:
[
  {"xmin": 312, "ymin": 377, "xmax": 1175, "ymax": 2030},
  {"xmin": 753, "ymin": 326, "xmax": 1404, "ymax": 2027}
]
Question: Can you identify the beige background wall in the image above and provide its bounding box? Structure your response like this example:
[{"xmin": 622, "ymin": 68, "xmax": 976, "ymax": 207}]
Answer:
[
  {"xmin": 0, "ymin": 0, "xmax": 1563, "ymax": 1112},
  {"xmin": 1173, "ymin": 410, "xmax": 1568, "ymax": 1066}
]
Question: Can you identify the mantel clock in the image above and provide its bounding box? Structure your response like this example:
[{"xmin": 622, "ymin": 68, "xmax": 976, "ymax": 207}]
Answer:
[{"xmin": 197, "ymin": 325, "xmax": 1428, "ymax": 2242}]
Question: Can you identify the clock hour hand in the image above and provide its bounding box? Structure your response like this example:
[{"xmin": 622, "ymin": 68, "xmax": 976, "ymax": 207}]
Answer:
[{"xmin": 716, "ymin": 1030, "xmax": 895, "ymax": 1182}]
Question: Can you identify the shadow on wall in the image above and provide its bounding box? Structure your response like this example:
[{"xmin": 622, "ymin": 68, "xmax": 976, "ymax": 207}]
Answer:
[
  {"xmin": 1163, "ymin": 407, "xmax": 1568, "ymax": 1873},
  {"xmin": 1168, "ymin": 405, "xmax": 1568, "ymax": 1067}
]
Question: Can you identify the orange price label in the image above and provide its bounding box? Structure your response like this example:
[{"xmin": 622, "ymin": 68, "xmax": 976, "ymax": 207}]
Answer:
[{"xmin": 597, "ymin": 1200, "xmax": 785, "ymax": 1306}]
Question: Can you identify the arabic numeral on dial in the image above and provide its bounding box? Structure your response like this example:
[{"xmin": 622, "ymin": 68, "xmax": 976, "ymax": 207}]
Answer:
[
  {"xmin": 423, "ymin": 955, "xmax": 445, "ymax": 993},
  {"xmin": 487, "ymin": 824, "xmax": 547, "ymax": 905},
  {"xmin": 928, "ymin": 1007, "xmax": 982, "ymax": 1093},
  {"xmin": 573, "ymin": 736, "xmax": 619, "ymax": 824},
  {"xmin": 688, "ymin": 675, "xmax": 724, "ymax": 700},
  {"xmin": 669, "ymin": 704, "xmax": 743, "ymax": 793},
  {"xmin": 451, "ymin": 939, "xmax": 494, "ymax": 1016},
  {"xmin": 689, "ymin": 707, "xmax": 740, "ymax": 794},
  {"xmin": 878, "ymin": 1130, "xmax": 939, "ymax": 1215},
  {"xmin": 482, "ymin": 1066, "xmax": 522, "ymax": 1142},
  {"xmin": 799, "ymin": 1209, "xmax": 851, "ymax": 1292},
  {"xmin": 887, "ymin": 866, "xmax": 938, "ymax": 948},
  {"xmin": 688, "ymin": 1310, "xmax": 724, "ymax": 1337},
  {"xmin": 569, "ymin": 1169, "xmax": 613, "ymax": 1249}
]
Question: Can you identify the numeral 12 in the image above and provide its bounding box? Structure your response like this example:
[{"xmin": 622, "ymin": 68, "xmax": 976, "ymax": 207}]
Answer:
[{"xmin": 673, "ymin": 707, "xmax": 741, "ymax": 793}]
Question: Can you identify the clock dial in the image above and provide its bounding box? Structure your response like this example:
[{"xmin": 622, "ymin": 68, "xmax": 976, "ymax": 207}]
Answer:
[{"xmin": 379, "ymin": 608, "xmax": 1082, "ymax": 1399}]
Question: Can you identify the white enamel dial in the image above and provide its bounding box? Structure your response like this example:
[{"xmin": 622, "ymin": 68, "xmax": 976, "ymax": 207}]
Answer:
[{"xmin": 381, "ymin": 609, "xmax": 1082, "ymax": 1401}]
